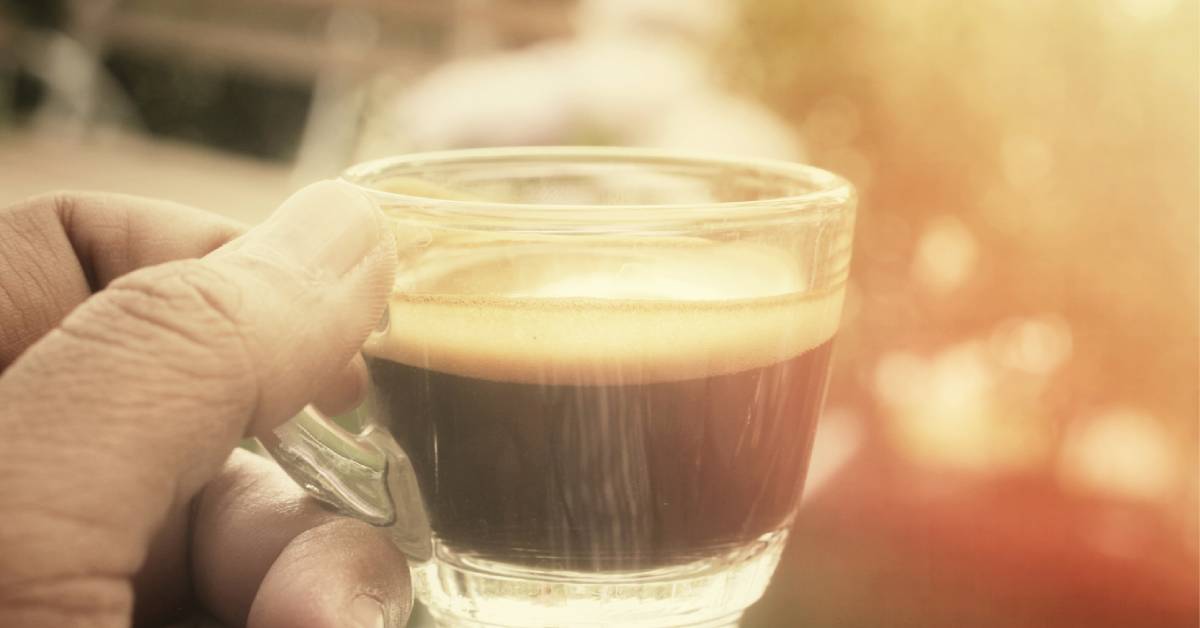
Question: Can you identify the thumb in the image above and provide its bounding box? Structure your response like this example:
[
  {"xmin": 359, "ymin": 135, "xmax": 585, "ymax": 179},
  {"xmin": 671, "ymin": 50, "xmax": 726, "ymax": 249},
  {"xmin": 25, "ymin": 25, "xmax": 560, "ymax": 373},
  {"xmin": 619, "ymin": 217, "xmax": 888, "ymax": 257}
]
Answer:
[
  {"xmin": 201, "ymin": 179, "xmax": 396, "ymax": 436},
  {"xmin": 0, "ymin": 181, "xmax": 395, "ymax": 619}
]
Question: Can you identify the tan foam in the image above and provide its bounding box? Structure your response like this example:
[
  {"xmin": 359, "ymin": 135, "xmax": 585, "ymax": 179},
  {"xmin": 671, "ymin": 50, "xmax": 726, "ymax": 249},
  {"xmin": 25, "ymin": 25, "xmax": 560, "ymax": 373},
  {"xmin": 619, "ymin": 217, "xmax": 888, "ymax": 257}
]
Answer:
[{"xmin": 363, "ymin": 243, "xmax": 844, "ymax": 384}]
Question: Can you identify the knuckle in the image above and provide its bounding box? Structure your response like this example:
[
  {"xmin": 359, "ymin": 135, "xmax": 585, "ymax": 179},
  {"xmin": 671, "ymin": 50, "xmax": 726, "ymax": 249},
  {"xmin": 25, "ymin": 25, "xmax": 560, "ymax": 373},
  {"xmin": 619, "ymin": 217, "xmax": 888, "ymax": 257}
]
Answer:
[
  {"xmin": 98, "ymin": 260, "xmax": 246, "ymax": 350},
  {"xmin": 0, "ymin": 193, "xmax": 92, "ymax": 366},
  {"xmin": 46, "ymin": 259, "xmax": 263, "ymax": 459},
  {"xmin": 0, "ymin": 193, "xmax": 68, "ymax": 256},
  {"xmin": 16, "ymin": 190, "xmax": 103, "ymax": 230},
  {"xmin": 39, "ymin": 190, "xmax": 85, "ymax": 217},
  {"xmin": 61, "ymin": 259, "xmax": 257, "ymax": 391},
  {"xmin": 1, "ymin": 190, "xmax": 105, "ymax": 237},
  {"xmin": 3, "ymin": 189, "xmax": 76, "ymax": 216}
]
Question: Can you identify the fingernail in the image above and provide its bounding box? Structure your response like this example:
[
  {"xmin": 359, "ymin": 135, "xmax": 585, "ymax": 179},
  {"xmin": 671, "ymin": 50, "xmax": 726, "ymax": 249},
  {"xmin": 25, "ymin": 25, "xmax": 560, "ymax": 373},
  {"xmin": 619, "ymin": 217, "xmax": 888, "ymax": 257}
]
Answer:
[
  {"xmin": 347, "ymin": 594, "xmax": 386, "ymax": 628},
  {"xmin": 248, "ymin": 180, "xmax": 382, "ymax": 277}
]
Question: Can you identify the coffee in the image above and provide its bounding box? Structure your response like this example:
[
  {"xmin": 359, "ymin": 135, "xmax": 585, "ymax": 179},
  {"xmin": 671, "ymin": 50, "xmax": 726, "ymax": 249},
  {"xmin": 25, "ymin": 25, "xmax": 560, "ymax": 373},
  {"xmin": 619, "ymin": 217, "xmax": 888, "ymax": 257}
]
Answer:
[{"xmin": 363, "ymin": 244, "xmax": 842, "ymax": 571}]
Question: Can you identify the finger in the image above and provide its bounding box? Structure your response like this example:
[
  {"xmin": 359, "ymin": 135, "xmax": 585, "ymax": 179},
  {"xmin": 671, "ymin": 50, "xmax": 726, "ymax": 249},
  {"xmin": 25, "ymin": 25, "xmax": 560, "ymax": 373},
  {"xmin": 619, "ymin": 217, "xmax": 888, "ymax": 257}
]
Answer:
[
  {"xmin": 138, "ymin": 352, "xmax": 368, "ymax": 625},
  {"xmin": 0, "ymin": 187, "xmax": 399, "ymax": 432},
  {"xmin": 0, "ymin": 192, "xmax": 244, "ymax": 370},
  {"xmin": 0, "ymin": 181, "xmax": 396, "ymax": 626},
  {"xmin": 248, "ymin": 518, "xmax": 410, "ymax": 628},
  {"xmin": 312, "ymin": 354, "xmax": 369, "ymax": 417},
  {"xmin": 191, "ymin": 450, "xmax": 410, "ymax": 628}
]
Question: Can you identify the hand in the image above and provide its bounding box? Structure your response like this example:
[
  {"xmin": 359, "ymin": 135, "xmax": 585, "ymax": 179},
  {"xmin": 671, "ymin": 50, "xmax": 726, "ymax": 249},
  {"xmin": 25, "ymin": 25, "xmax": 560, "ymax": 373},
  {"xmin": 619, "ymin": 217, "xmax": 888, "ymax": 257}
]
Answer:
[{"xmin": 0, "ymin": 183, "xmax": 410, "ymax": 627}]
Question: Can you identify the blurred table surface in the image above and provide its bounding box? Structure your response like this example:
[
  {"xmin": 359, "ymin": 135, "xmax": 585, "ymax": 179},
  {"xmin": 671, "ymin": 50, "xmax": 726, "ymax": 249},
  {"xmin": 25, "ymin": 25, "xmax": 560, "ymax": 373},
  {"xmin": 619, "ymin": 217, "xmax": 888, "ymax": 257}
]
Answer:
[{"xmin": 0, "ymin": 129, "xmax": 293, "ymax": 223}]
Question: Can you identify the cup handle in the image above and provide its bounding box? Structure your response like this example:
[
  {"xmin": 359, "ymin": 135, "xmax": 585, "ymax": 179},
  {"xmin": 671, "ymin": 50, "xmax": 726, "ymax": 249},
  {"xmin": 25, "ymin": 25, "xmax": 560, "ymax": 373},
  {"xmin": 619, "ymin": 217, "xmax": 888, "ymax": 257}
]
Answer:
[{"xmin": 261, "ymin": 405, "xmax": 433, "ymax": 561}]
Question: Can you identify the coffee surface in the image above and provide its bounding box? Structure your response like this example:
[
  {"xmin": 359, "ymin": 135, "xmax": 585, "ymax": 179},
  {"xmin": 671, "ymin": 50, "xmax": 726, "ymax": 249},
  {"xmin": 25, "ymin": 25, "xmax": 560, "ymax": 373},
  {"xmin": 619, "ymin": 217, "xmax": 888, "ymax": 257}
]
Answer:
[{"xmin": 364, "ymin": 241, "xmax": 842, "ymax": 385}]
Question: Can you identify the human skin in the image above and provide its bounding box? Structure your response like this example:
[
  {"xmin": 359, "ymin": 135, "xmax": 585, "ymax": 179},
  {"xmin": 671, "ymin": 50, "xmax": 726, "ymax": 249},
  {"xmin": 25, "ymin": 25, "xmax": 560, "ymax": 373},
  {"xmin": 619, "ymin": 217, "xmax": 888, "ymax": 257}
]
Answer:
[{"xmin": 0, "ymin": 182, "xmax": 410, "ymax": 628}]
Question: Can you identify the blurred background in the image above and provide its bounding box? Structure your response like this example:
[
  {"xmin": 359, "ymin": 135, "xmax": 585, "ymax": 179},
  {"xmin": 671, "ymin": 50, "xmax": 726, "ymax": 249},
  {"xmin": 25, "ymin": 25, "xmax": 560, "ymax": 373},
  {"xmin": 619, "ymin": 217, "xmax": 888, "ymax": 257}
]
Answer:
[{"xmin": 0, "ymin": 1, "xmax": 1196, "ymax": 626}]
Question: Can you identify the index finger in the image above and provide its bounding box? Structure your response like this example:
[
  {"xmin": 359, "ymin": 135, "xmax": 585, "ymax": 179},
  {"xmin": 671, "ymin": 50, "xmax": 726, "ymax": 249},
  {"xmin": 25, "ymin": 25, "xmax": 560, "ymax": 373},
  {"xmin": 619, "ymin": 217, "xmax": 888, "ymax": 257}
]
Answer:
[{"xmin": 0, "ymin": 192, "xmax": 244, "ymax": 370}]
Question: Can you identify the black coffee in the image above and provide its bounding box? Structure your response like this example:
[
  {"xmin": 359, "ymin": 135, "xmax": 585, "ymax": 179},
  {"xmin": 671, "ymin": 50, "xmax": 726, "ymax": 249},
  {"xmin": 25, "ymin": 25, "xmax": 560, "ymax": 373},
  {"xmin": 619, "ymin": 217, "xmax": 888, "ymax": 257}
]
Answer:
[{"xmin": 366, "ymin": 340, "xmax": 833, "ymax": 571}]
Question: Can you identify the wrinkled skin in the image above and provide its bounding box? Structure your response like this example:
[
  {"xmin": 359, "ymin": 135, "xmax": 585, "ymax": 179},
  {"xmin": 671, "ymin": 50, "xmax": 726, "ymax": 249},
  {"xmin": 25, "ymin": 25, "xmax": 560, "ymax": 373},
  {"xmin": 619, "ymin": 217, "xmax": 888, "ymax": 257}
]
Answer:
[{"xmin": 0, "ymin": 183, "xmax": 411, "ymax": 628}]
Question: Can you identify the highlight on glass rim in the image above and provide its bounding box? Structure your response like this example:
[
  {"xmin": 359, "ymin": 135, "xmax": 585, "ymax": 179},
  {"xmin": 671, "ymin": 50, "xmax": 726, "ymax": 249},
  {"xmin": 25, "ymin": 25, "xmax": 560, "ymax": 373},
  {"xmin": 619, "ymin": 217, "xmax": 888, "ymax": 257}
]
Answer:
[{"xmin": 0, "ymin": 2, "xmax": 1194, "ymax": 628}]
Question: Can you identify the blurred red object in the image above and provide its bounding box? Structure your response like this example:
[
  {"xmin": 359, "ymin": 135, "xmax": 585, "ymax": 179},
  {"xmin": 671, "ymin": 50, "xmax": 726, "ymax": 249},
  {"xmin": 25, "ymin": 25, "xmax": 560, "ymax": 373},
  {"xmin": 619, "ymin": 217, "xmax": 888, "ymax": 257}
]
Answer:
[{"xmin": 747, "ymin": 454, "xmax": 1198, "ymax": 628}]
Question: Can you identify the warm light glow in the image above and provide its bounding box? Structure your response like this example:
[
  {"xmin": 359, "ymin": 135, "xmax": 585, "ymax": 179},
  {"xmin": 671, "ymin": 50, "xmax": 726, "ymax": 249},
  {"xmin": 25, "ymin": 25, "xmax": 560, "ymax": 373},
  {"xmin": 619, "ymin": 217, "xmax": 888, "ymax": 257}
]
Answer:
[
  {"xmin": 874, "ymin": 342, "xmax": 1051, "ymax": 472},
  {"xmin": 911, "ymin": 217, "xmax": 978, "ymax": 294},
  {"xmin": 1059, "ymin": 408, "xmax": 1180, "ymax": 501},
  {"xmin": 989, "ymin": 315, "xmax": 1073, "ymax": 375},
  {"xmin": 1117, "ymin": 0, "xmax": 1181, "ymax": 21},
  {"xmin": 803, "ymin": 407, "xmax": 864, "ymax": 501},
  {"xmin": 1001, "ymin": 134, "xmax": 1054, "ymax": 189}
]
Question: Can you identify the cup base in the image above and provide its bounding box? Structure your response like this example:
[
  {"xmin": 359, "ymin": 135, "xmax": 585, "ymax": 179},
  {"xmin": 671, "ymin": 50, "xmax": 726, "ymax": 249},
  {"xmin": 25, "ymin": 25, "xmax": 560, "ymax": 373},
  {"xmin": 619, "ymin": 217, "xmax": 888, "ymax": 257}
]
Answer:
[{"xmin": 411, "ymin": 529, "xmax": 787, "ymax": 628}]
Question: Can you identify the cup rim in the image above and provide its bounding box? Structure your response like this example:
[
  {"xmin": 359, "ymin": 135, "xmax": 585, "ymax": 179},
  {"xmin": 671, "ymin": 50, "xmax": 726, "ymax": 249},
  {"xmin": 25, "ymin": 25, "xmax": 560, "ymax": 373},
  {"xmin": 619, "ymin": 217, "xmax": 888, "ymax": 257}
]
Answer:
[{"xmin": 340, "ymin": 146, "xmax": 855, "ymax": 219}]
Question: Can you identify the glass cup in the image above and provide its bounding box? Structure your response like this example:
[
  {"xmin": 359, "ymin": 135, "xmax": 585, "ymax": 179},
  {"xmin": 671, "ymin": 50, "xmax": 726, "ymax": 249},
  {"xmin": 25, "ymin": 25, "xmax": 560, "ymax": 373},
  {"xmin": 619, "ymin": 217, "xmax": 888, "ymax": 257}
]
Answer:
[{"xmin": 265, "ymin": 147, "xmax": 856, "ymax": 627}]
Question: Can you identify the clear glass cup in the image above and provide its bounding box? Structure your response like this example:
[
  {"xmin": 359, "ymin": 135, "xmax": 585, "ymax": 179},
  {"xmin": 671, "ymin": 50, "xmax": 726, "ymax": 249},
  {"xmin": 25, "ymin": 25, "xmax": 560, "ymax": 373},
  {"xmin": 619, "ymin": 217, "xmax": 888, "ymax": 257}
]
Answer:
[{"xmin": 266, "ymin": 147, "xmax": 856, "ymax": 627}]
